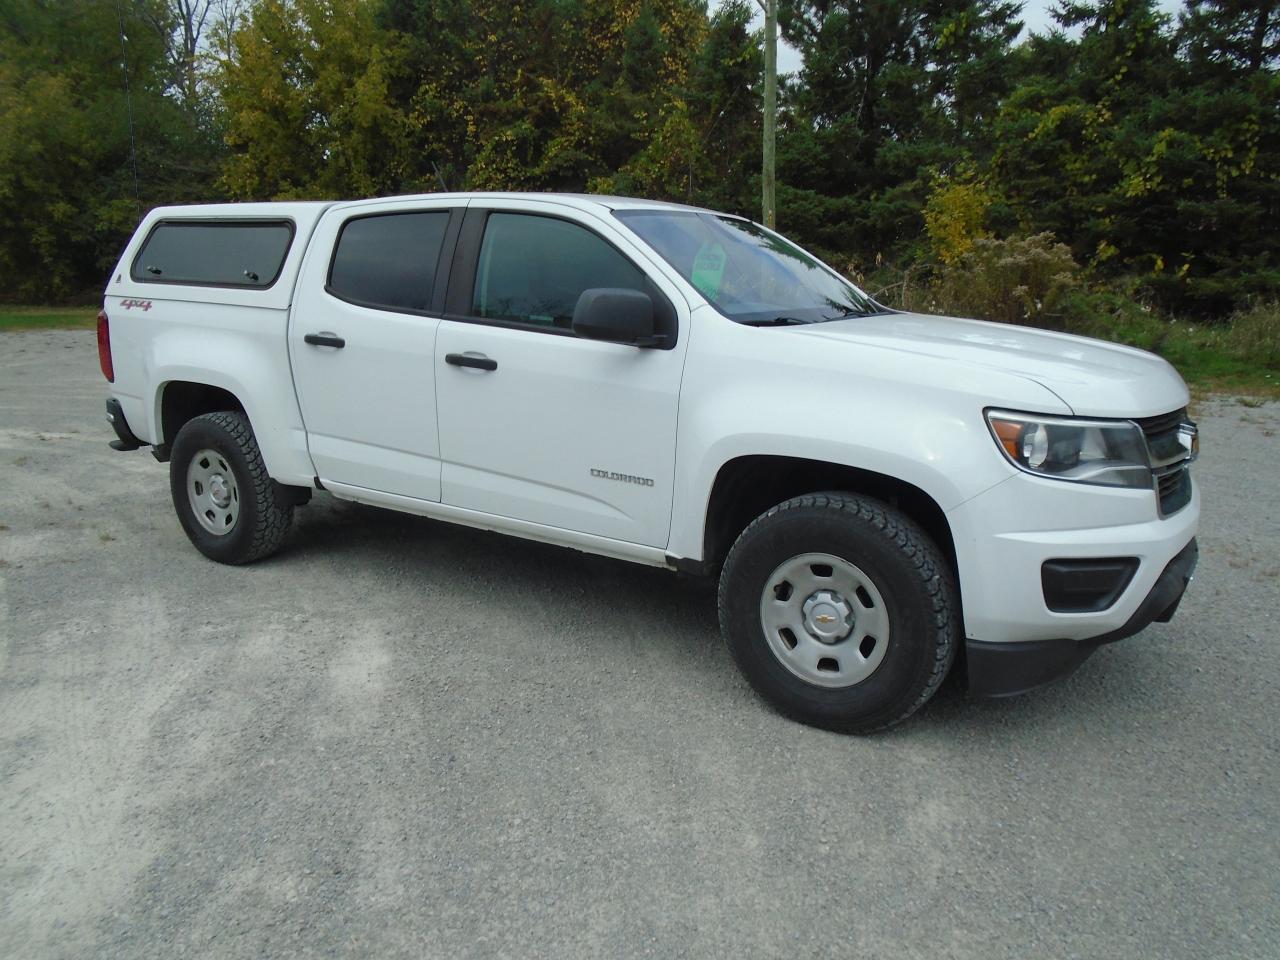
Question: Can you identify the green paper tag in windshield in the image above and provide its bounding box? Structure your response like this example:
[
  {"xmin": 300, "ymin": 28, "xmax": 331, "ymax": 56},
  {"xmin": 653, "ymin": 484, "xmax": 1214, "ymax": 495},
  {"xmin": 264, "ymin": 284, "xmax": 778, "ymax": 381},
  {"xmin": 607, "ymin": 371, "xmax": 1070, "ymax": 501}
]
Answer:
[{"xmin": 691, "ymin": 242, "xmax": 727, "ymax": 300}]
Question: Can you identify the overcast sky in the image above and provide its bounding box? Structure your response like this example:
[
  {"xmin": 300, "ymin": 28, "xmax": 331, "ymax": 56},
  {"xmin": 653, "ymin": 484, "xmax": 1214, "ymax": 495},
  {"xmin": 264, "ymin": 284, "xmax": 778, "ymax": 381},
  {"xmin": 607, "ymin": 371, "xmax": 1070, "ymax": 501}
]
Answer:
[{"xmin": 723, "ymin": 1, "xmax": 1186, "ymax": 75}]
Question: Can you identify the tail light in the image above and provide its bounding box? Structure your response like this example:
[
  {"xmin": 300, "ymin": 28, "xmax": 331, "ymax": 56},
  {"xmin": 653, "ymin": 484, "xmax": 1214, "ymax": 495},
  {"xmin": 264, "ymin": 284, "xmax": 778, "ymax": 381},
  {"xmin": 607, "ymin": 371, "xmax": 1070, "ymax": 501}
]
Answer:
[{"xmin": 96, "ymin": 310, "xmax": 114, "ymax": 382}]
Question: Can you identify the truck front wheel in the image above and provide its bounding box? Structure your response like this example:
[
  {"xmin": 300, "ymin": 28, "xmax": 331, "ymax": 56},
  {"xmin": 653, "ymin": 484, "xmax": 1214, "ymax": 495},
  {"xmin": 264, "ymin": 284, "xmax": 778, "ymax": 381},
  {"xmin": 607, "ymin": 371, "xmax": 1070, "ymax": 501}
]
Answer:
[
  {"xmin": 718, "ymin": 492, "xmax": 958, "ymax": 733},
  {"xmin": 169, "ymin": 411, "xmax": 293, "ymax": 564}
]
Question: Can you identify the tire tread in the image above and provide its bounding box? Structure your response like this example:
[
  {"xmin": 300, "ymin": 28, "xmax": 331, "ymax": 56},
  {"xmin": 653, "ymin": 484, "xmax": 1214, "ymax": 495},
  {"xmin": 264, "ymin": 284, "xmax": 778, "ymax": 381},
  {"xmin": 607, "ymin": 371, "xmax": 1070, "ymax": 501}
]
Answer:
[
  {"xmin": 717, "ymin": 492, "xmax": 957, "ymax": 733},
  {"xmin": 176, "ymin": 411, "xmax": 292, "ymax": 564}
]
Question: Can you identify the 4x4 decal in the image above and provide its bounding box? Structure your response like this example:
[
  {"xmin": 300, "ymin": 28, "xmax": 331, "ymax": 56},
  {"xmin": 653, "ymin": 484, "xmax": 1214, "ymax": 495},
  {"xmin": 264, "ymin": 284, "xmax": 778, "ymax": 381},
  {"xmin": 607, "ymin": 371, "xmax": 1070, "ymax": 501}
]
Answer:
[{"xmin": 121, "ymin": 299, "xmax": 153, "ymax": 311}]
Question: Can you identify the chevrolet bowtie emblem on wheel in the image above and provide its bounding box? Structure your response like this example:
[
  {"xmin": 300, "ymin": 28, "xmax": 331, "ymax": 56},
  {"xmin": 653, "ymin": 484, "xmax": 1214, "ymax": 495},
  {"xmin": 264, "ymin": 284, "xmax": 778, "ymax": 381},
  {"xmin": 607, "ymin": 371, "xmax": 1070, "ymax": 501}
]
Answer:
[{"xmin": 815, "ymin": 614, "xmax": 836, "ymax": 624}]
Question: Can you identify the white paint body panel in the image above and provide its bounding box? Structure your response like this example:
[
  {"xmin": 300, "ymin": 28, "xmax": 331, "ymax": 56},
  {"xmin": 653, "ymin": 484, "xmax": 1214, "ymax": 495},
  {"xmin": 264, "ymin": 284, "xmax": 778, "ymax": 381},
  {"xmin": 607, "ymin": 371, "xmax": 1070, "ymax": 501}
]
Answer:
[
  {"xmin": 322, "ymin": 481, "xmax": 670, "ymax": 568},
  {"xmin": 289, "ymin": 196, "xmax": 459, "ymax": 501},
  {"xmin": 434, "ymin": 198, "xmax": 690, "ymax": 548},
  {"xmin": 104, "ymin": 191, "xmax": 1200, "ymax": 649},
  {"xmin": 104, "ymin": 202, "xmax": 332, "ymax": 486},
  {"xmin": 785, "ymin": 311, "xmax": 1190, "ymax": 418}
]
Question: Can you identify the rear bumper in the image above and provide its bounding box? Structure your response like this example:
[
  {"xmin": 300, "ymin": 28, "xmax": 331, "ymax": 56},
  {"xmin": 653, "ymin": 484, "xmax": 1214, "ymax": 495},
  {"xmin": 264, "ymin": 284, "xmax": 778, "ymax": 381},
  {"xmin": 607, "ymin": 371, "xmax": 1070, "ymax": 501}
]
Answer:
[
  {"xmin": 966, "ymin": 538, "xmax": 1198, "ymax": 697},
  {"xmin": 105, "ymin": 398, "xmax": 145, "ymax": 451}
]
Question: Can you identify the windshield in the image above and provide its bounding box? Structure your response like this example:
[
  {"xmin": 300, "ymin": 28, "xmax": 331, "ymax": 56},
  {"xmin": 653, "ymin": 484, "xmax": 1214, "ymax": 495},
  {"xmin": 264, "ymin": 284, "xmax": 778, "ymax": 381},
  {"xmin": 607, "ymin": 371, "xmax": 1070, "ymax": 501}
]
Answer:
[{"xmin": 614, "ymin": 209, "xmax": 882, "ymax": 324}]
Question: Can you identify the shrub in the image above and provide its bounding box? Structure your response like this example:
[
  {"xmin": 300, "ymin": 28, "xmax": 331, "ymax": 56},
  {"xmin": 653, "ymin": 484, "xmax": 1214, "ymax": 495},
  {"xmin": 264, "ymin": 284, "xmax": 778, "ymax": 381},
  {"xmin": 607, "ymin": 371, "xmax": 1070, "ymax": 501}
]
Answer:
[
  {"xmin": 930, "ymin": 233, "xmax": 1080, "ymax": 327},
  {"xmin": 846, "ymin": 261, "xmax": 937, "ymax": 314},
  {"xmin": 923, "ymin": 170, "xmax": 995, "ymax": 267}
]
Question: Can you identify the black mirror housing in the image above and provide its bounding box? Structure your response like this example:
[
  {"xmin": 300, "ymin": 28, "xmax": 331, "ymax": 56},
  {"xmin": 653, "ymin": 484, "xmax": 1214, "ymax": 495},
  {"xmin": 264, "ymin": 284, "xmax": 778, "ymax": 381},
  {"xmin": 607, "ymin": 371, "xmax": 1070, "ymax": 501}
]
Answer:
[{"xmin": 572, "ymin": 288, "xmax": 662, "ymax": 347}]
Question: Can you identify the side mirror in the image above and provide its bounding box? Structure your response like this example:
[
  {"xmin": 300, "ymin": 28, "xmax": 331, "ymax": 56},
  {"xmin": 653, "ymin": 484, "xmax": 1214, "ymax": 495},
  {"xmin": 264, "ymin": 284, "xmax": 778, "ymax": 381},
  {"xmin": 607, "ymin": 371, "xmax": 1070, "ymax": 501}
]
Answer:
[{"xmin": 572, "ymin": 288, "xmax": 664, "ymax": 347}]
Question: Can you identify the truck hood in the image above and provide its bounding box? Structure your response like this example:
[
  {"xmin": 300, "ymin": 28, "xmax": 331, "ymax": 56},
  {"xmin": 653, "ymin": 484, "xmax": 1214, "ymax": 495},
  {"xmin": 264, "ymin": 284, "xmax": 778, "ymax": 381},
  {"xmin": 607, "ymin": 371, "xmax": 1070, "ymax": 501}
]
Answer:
[{"xmin": 788, "ymin": 311, "xmax": 1189, "ymax": 417}]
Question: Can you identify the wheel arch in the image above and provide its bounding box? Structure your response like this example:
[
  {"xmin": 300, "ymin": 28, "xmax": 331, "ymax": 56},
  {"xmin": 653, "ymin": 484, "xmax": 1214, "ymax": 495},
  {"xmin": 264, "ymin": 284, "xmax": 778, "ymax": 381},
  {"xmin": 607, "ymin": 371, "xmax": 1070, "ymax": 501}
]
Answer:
[
  {"xmin": 158, "ymin": 380, "xmax": 246, "ymax": 449},
  {"xmin": 144, "ymin": 321, "xmax": 316, "ymax": 486},
  {"xmin": 695, "ymin": 455, "xmax": 959, "ymax": 587}
]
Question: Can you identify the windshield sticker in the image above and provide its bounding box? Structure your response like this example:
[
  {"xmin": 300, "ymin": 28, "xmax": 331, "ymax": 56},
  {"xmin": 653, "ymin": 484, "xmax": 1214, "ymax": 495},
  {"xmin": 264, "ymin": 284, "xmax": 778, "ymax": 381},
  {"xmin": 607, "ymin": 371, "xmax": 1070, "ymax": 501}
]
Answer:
[{"xmin": 691, "ymin": 242, "xmax": 726, "ymax": 299}]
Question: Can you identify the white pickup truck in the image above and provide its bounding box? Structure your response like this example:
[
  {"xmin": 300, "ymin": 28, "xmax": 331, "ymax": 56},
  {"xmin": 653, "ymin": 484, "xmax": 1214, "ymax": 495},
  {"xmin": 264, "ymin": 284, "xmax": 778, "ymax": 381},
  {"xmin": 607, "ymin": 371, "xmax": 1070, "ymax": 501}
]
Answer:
[{"xmin": 99, "ymin": 193, "xmax": 1200, "ymax": 731}]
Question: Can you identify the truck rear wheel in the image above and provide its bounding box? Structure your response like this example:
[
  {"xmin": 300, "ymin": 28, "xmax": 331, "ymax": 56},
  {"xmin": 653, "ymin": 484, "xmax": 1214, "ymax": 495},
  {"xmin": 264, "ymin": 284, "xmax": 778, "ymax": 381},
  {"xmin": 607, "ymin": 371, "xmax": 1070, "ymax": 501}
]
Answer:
[
  {"xmin": 169, "ymin": 411, "xmax": 293, "ymax": 564},
  {"xmin": 718, "ymin": 492, "xmax": 957, "ymax": 733}
]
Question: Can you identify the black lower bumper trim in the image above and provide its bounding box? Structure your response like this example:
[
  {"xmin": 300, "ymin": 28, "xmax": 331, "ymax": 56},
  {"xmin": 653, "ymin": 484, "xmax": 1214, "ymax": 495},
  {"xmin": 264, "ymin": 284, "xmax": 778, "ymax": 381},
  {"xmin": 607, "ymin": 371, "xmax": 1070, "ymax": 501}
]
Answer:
[
  {"xmin": 1086, "ymin": 539, "xmax": 1198, "ymax": 645},
  {"xmin": 105, "ymin": 399, "xmax": 145, "ymax": 451},
  {"xmin": 965, "ymin": 637, "xmax": 1097, "ymax": 699},
  {"xmin": 966, "ymin": 538, "xmax": 1198, "ymax": 698}
]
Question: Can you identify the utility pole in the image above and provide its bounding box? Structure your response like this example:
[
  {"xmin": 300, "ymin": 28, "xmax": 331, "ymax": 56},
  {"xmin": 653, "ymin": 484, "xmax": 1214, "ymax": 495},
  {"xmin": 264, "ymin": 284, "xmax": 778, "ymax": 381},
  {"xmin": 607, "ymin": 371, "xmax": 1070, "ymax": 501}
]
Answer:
[{"xmin": 759, "ymin": 0, "xmax": 777, "ymax": 229}]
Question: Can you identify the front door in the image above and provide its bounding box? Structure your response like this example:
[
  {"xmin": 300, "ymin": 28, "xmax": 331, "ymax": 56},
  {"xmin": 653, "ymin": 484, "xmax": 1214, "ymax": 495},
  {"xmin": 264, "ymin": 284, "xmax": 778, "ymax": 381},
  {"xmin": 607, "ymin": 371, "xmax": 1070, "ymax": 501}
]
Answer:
[
  {"xmin": 290, "ymin": 201, "xmax": 460, "ymax": 501},
  {"xmin": 435, "ymin": 204, "xmax": 689, "ymax": 548}
]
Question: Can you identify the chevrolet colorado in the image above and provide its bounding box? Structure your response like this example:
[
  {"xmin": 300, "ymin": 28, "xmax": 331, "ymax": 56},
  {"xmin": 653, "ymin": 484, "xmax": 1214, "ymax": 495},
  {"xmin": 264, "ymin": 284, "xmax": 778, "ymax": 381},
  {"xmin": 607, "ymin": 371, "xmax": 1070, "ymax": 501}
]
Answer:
[{"xmin": 99, "ymin": 193, "xmax": 1200, "ymax": 731}]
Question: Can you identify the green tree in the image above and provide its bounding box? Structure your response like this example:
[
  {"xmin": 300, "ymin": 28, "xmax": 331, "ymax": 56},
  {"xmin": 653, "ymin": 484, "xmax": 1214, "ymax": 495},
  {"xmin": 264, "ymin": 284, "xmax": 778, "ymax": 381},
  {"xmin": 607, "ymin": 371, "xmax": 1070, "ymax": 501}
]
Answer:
[
  {"xmin": 989, "ymin": 2, "xmax": 1179, "ymax": 268},
  {"xmin": 775, "ymin": 0, "xmax": 1022, "ymax": 263},
  {"xmin": 601, "ymin": 0, "xmax": 762, "ymax": 206},
  {"xmin": 1180, "ymin": 0, "xmax": 1278, "ymax": 73},
  {"xmin": 1162, "ymin": 0, "xmax": 1280, "ymax": 311},
  {"xmin": 989, "ymin": 1, "xmax": 1279, "ymax": 315},
  {"xmin": 216, "ymin": 0, "xmax": 411, "ymax": 199},
  {"xmin": 687, "ymin": 0, "xmax": 763, "ymax": 213},
  {"xmin": 381, "ymin": 0, "xmax": 710, "ymax": 196},
  {"xmin": 0, "ymin": 0, "xmax": 211, "ymax": 301}
]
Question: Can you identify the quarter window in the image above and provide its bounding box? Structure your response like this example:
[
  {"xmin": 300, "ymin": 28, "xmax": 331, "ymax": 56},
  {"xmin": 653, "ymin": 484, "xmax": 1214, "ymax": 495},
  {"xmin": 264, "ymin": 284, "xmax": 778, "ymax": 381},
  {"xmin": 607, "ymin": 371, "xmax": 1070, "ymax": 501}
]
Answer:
[
  {"xmin": 471, "ymin": 213, "xmax": 648, "ymax": 328},
  {"xmin": 328, "ymin": 211, "xmax": 451, "ymax": 312},
  {"xmin": 131, "ymin": 221, "xmax": 293, "ymax": 287}
]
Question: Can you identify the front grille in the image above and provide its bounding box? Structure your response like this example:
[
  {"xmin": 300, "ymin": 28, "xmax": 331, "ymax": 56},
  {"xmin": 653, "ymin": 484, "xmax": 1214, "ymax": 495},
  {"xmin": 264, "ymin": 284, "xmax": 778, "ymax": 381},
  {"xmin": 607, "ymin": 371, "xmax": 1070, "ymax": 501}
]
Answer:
[
  {"xmin": 1136, "ymin": 407, "xmax": 1193, "ymax": 516},
  {"xmin": 1156, "ymin": 466, "xmax": 1192, "ymax": 516},
  {"xmin": 1157, "ymin": 469, "xmax": 1183, "ymax": 499},
  {"xmin": 1134, "ymin": 407, "xmax": 1187, "ymax": 439}
]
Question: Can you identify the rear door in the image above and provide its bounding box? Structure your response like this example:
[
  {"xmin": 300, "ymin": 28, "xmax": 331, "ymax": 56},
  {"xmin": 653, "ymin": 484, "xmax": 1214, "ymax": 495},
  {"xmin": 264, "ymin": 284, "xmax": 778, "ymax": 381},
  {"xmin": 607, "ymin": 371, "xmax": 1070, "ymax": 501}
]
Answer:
[
  {"xmin": 434, "ymin": 200, "xmax": 691, "ymax": 548},
  {"xmin": 290, "ymin": 199, "xmax": 462, "ymax": 500}
]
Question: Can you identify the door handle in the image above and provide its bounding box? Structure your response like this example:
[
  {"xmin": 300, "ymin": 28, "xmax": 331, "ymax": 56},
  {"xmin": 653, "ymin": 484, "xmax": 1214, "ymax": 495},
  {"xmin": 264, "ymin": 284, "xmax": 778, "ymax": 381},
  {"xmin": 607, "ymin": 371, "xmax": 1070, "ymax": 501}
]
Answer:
[
  {"xmin": 445, "ymin": 353, "xmax": 497, "ymax": 371},
  {"xmin": 304, "ymin": 333, "xmax": 345, "ymax": 348}
]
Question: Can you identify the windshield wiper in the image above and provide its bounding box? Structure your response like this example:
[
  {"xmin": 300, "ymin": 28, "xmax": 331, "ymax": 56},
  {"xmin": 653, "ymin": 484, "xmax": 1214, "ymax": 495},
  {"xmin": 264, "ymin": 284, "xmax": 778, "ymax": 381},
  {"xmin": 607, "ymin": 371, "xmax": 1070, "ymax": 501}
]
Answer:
[
  {"xmin": 740, "ymin": 315, "xmax": 812, "ymax": 327},
  {"xmin": 824, "ymin": 305, "xmax": 885, "ymax": 320}
]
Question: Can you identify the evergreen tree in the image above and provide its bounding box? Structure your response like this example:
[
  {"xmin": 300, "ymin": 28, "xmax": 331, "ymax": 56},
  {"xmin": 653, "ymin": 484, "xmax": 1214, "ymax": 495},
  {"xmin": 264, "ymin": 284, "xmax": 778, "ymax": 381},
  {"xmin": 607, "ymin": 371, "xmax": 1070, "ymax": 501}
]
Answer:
[
  {"xmin": 990, "ymin": 1, "xmax": 1179, "ymax": 273},
  {"xmin": 1181, "ymin": 0, "xmax": 1279, "ymax": 74},
  {"xmin": 686, "ymin": 0, "xmax": 762, "ymax": 214},
  {"xmin": 775, "ymin": 0, "xmax": 1022, "ymax": 263},
  {"xmin": 990, "ymin": 0, "xmax": 1279, "ymax": 314}
]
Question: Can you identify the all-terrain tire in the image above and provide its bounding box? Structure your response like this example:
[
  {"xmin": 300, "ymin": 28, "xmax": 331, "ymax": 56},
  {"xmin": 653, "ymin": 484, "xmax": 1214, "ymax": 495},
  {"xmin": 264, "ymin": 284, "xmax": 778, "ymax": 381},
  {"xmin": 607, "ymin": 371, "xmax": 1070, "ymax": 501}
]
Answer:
[
  {"xmin": 169, "ymin": 411, "xmax": 293, "ymax": 564},
  {"xmin": 718, "ymin": 492, "xmax": 958, "ymax": 733}
]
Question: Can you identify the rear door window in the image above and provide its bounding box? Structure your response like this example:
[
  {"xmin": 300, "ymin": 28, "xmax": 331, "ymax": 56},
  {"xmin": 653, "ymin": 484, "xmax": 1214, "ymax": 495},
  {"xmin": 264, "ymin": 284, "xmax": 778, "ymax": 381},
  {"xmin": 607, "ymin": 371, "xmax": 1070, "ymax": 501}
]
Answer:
[
  {"xmin": 327, "ymin": 211, "xmax": 452, "ymax": 313},
  {"xmin": 131, "ymin": 221, "xmax": 294, "ymax": 288}
]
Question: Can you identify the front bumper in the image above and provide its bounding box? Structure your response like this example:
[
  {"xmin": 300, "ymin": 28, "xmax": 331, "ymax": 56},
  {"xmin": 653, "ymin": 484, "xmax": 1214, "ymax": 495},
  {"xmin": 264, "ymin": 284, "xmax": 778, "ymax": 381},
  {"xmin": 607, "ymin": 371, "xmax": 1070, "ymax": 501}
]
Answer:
[
  {"xmin": 948, "ymin": 469, "xmax": 1200, "ymax": 644},
  {"xmin": 965, "ymin": 538, "xmax": 1198, "ymax": 697},
  {"xmin": 945, "ymin": 465, "xmax": 1200, "ymax": 697}
]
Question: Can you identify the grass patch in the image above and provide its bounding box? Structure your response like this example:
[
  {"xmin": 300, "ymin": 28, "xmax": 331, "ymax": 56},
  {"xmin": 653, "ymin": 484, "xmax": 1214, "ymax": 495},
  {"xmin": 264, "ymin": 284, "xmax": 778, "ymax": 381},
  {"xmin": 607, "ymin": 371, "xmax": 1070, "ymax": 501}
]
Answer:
[
  {"xmin": 1061, "ymin": 295, "xmax": 1280, "ymax": 399},
  {"xmin": 0, "ymin": 305, "xmax": 97, "ymax": 330},
  {"xmin": 1160, "ymin": 335, "xmax": 1280, "ymax": 399}
]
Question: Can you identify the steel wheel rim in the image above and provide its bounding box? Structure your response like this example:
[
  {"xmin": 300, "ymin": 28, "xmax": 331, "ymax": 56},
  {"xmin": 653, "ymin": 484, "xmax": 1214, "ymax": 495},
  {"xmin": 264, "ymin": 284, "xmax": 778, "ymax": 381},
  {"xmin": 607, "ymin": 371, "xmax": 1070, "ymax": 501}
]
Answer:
[
  {"xmin": 758, "ymin": 552, "xmax": 891, "ymax": 689},
  {"xmin": 187, "ymin": 447, "xmax": 240, "ymax": 536}
]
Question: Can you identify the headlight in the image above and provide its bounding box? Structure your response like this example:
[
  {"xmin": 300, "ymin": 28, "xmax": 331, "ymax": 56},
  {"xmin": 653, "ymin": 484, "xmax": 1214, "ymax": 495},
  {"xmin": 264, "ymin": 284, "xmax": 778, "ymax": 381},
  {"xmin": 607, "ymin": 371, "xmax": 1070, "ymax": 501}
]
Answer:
[{"xmin": 985, "ymin": 410, "xmax": 1151, "ymax": 488}]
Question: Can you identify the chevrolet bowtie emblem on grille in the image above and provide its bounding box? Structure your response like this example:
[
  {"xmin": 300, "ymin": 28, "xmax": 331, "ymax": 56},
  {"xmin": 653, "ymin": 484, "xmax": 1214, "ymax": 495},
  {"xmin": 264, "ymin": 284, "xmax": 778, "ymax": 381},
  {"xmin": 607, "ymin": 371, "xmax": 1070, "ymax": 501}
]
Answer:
[{"xmin": 815, "ymin": 614, "xmax": 836, "ymax": 624}]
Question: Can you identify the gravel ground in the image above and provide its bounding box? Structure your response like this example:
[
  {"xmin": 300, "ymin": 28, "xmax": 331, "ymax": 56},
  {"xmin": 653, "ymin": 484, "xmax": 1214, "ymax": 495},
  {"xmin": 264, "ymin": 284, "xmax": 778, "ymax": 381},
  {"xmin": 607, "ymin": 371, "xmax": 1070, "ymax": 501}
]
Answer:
[{"xmin": 1, "ymin": 330, "xmax": 1277, "ymax": 959}]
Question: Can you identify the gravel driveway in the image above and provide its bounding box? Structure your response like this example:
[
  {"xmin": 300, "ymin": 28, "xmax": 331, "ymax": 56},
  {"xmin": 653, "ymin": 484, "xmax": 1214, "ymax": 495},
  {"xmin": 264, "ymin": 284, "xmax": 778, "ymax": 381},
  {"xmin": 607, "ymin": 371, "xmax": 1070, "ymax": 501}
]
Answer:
[{"xmin": 2, "ymin": 330, "xmax": 1277, "ymax": 959}]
